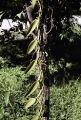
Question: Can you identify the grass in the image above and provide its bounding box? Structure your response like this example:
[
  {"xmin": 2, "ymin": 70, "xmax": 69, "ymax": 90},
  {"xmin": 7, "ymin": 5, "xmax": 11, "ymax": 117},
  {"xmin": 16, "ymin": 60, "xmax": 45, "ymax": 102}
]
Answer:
[
  {"xmin": 2, "ymin": 58, "xmax": 81, "ymax": 120},
  {"xmin": 50, "ymin": 80, "xmax": 81, "ymax": 120},
  {"xmin": 1, "ymin": 58, "xmax": 81, "ymax": 120},
  {"xmin": 0, "ymin": 65, "xmax": 39, "ymax": 120}
]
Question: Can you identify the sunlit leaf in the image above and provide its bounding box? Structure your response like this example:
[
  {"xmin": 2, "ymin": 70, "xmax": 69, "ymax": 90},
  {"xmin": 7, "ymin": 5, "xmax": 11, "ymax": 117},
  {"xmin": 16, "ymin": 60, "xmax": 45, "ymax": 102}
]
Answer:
[
  {"xmin": 16, "ymin": 54, "xmax": 25, "ymax": 58},
  {"xmin": 25, "ymin": 59, "xmax": 37, "ymax": 74},
  {"xmin": 25, "ymin": 98, "xmax": 36, "ymax": 109},
  {"xmin": 32, "ymin": 0, "xmax": 37, "ymax": 8},
  {"xmin": 4, "ymin": 112, "xmax": 9, "ymax": 117},
  {"xmin": 26, "ymin": 81, "xmax": 39, "ymax": 96},
  {"xmin": 27, "ymin": 18, "xmax": 39, "ymax": 36},
  {"xmin": 66, "ymin": 63, "xmax": 72, "ymax": 69},
  {"xmin": 0, "ymin": 11, "xmax": 4, "ymax": 19},
  {"xmin": 0, "ymin": 107, "xmax": 4, "ymax": 119},
  {"xmin": 27, "ymin": 38, "xmax": 38, "ymax": 54},
  {"xmin": 5, "ymin": 91, "xmax": 10, "ymax": 106}
]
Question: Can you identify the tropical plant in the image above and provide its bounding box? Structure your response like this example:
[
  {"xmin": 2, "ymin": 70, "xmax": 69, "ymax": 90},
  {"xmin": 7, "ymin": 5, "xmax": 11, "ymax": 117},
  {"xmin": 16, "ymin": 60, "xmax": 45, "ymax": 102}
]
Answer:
[
  {"xmin": 0, "ymin": 0, "xmax": 81, "ymax": 120},
  {"xmin": 25, "ymin": 1, "xmax": 44, "ymax": 119}
]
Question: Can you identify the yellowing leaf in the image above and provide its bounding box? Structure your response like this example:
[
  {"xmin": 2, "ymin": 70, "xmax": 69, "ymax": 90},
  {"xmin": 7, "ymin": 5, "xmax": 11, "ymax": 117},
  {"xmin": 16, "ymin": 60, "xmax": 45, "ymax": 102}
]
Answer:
[
  {"xmin": 31, "ymin": 113, "xmax": 40, "ymax": 120},
  {"xmin": 32, "ymin": 0, "xmax": 37, "ymax": 8},
  {"xmin": 27, "ymin": 18, "xmax": 39, "ymax": 36},
  {"xmin": 27, "ymin": 38, "xmax": 38, "ymax": 54},
  {"xmin": 27, "ymin": 81, "xmax": 39, "ymax": 96},
  {"xmin": 25, "ymin": 59, "xmax": 37, "ymax": 74},
  {"xmin": 25, "ymin": 98, "xmax": 36, "ymax": 109},
  {"xmin": 31, "ymin": 116, "xmax": 39, "ymax": 120}
]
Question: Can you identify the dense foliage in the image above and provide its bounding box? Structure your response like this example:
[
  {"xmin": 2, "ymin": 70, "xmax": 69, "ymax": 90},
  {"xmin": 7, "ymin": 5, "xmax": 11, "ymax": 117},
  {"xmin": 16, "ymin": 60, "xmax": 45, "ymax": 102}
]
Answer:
[{"xmin": 0, "ymin": 61, "xmax": 40, "ymax": 120}]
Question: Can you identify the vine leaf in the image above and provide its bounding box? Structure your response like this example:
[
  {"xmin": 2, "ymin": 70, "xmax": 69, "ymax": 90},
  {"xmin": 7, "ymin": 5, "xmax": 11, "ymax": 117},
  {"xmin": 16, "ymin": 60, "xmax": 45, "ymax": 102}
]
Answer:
[
  {"xmin": 25, "ymin": 59, "xmax": 37, "ymax": 74},
  {"xmin": 26, "ymin": 81, "xmax": 39, "ymax": 96},
  {"xmin": 27, "ymin": 18, "xmax": 39, "ymax": 36},
  {"xmin": 27, "ymin": 38, "xmax": 38, "ymax": 54},
  {"xmin": 32, "ymin": 0, "xmax": 37, "ymax": 8},
  {"xmin": 5, "ymin": 91, "xmax": 10, "ymax": 106},
  {"xmin": 25, "ymin": 98, "xmax": 36, "ymax": 109}
]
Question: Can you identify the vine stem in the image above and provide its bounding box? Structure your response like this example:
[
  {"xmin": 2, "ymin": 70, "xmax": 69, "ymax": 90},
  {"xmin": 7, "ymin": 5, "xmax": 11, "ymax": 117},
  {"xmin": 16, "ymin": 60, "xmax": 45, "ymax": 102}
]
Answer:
[{"xmin": 39, "ymin": 0, "xmax": 50, "ymax": 119}]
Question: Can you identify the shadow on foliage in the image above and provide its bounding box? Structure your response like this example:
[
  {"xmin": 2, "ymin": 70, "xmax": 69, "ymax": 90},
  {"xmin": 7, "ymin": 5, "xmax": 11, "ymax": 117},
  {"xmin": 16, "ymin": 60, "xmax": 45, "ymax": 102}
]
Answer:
[
  {"xmin": 49, "ymin": 29, "xmax": 81, "ymax": 86},
  {"xmin": 47, "ymin": 0, "xmax": 81, "ymax": 86},
  {"xmin": 0, "ymin": 38, "xmax": 32, "ymax": 67}
]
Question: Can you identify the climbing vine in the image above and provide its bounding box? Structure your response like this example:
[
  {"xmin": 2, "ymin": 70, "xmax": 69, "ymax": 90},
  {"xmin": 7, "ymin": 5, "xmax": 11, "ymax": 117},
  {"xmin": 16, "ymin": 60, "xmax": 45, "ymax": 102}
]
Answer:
[{"xmin": 25, "ymin": 0, "xmax": 44, "ymax": 119}]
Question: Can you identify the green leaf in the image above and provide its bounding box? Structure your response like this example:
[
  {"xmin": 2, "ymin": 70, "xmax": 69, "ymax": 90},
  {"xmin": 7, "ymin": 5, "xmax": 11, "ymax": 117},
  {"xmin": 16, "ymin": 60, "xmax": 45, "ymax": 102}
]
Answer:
[
  {"xmin": 32, "ymin": 0, "xmax": 37, "ymax": 8},
  {"xmin": 27, "ymin": 81, "xmax": 39, "ymax": 96},
  {"xmin": 31, "ymin": 113, "xmax": 40, "ymax": 120},
  {"xmin": 4, "ymin": 112, "xmax": 9, "ymax": 117},
  {"xmin": 27, "ymin": 38, "xmax": 38, "ymax": 54},
  {"xmin": 25, "ymin": 98, "xmax": 36, "ymax": 109},
  {"xmin": 27, "ymin": 18, "xmax": 39, "ymax": 36},
  {"xmin": 0, "ymin": 107, "xmax": 4, "ymax": 119},
  {"xmin": 5, "ymin": 91, "xmax": 10, "ymax": 106},
  {"xmin": 25, "ymin": 59, "xmax": 37, "ymax": 74},
  {"xmin": 16, "ymin": 12, "xmax": 21, "ymax": 19}
]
